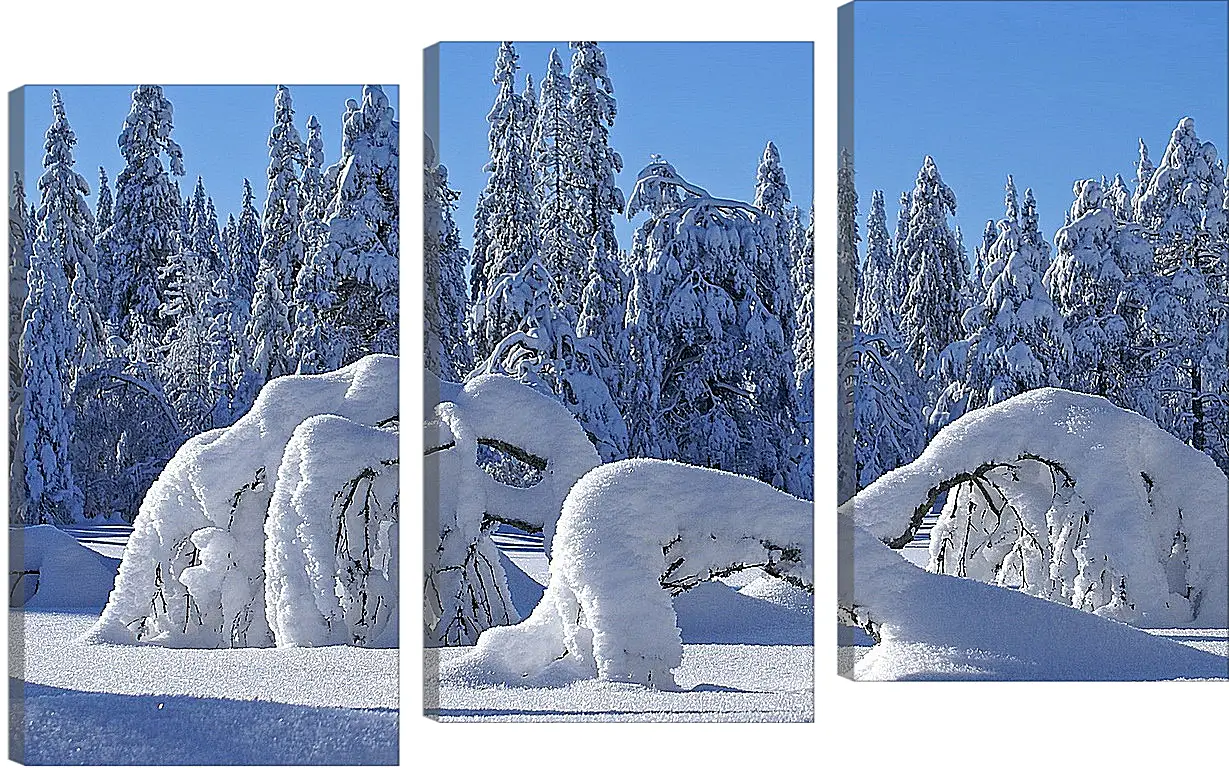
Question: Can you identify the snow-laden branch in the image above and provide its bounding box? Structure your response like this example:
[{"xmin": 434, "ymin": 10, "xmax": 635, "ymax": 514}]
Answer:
[
  {"xmin": 448, "ymin": 459, "xmax": 812, "ymax": 689},
  {"xmin": 843, "ymin": 387, "xmax": 1228, "ymax": 627},
  {"xmin": 626, "ymin": 156, "xmax": 762, "ymax": 219}
]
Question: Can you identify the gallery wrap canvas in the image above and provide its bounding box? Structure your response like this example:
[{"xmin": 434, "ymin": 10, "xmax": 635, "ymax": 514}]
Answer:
[
  {"xmin": 837, "ymin": 1, "xmax": 1229, "ymax": 681},
  {"xmin": 8, "ymin": 84, "xmax": 400, "ymax": 763},
  {"xmin": 423, "ymin": 41, "xmax": 815, "ymax": 721}
]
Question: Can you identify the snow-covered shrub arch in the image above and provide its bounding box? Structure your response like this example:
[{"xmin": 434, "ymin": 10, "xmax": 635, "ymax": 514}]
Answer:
[
  {"xmin": 847, "ymin": 387, "xmax": 1227, "ymax": 628},
  {"xmin": 424, "ymin": 371, "xmax": 600, "ymax": 646},
  {"xmin": 91, "ymin": 355, "xmax": 398, "ymax": 648},
  {"xmin": 449, "ymin": 459, "xmax": 813, "ymax": 689}
]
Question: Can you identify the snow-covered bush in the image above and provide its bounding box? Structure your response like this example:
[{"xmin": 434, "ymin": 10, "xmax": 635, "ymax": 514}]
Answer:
[
  {"xmin": 449, "ymin": 459, "xmax": 812, "ymax": 688},
  {"xmin": 265, "ymin": 415, "xmax": 398, "ymax": 648},
  {"xmin": 837, "ymin": 514, "xmax": 1227, "ymax": 680},
  {"xmin": 91, "ymin": 355, "xmax": 398, "ymax": 648},
  {"xmin": 425, "ymin": 371, "xmax": 599, "ymax": 646},
  {"xmin": 847, "ymin": 387, "xmax": 1228, "ymax": 627}
]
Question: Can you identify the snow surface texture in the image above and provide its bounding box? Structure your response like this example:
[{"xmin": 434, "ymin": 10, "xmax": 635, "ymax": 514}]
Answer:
[
  {"xmin": 10, "ymin": 525, "xmax": 117, "ymax": 610},
  {"xmin": 846, "ymin": 387, "xmax": 1228, "ymax": 627},
  {"xmin": 14, "ymin": 611, "xmax": 397, "ymax": 763},
  {"xmin": 91, "ymin": 355, "xmax": 398, "ymax": 648},
  {"xmin": 424, "ymin": 371, "xmax": 599, "ymax": 646},
  {"xmin": 449, "ymin": 459, "xmax": 812, "ymax": 689},
  {"xmin": 839, "ymin": 515, "xmax": 1228, "ymax": 680}
]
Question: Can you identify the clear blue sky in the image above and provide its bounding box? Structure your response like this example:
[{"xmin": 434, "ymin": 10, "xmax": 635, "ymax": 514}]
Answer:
[
  {"xmin": 853, "ymin": 0, "xmax": 1228, "ymax": 250},
  {"xmin": 19, "ymin": 85, "xmax": 399, "ymax": 224},
  {"xmin": 433, "ymin": 42, "xmax": 814, "ymax": 255}
]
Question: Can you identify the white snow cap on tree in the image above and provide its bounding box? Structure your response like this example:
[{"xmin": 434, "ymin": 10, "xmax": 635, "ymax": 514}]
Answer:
[
  {"xmin": 424, "ymin": 134, "xmax": 472, "ymax": 382},
  {"xmin": 91, "ymin": 355, "xmax": 398, "ymax": 649}
]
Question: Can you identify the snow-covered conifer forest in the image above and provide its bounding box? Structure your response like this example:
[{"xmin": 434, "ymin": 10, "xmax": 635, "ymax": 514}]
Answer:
[
  {"xmin": 839, "ymin": 118, "xmax": 1229, "ymax": 681},
  {"xmin": 10, "ymin": 85, "xmax": 399, "ymax": 763},
  {"xmin": 425, "ymin": 42, "xmax": 815, "ymax": 721}
]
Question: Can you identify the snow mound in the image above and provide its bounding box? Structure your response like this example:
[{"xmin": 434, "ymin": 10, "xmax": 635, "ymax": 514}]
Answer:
[
  {"xmin": 839, "ymin": 515, "xmax": 1228, "ymax": 680},
  {"xmin": 91, "ymin": 355, "xmax": 398, "ymax": 648},
  {"xmin": 449, "ymin": 459, "xmax": 812, "ymax": 688},
  {"xmin": 425, "ymin": 371, "xmax": 599, "ymax": 646},
  {"xmin": 846, "ymin": 387, "xmax": 1227, "ymax": 627},
  {"xmin": 10, "ymin": 525, "xmax": 118, "ymax": 610}
]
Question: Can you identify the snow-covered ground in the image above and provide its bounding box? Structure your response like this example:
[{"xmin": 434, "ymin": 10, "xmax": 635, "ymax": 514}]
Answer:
[
  {"xmin": 10, "ymin": 525, "xmax": 398, "ymax": 764},
  {"xmin": 430, "ymin": 526, "xmax": 814, "ymax": 722}
]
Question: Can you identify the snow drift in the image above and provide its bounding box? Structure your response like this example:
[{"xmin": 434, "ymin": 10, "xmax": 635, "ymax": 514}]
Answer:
[
  {"xmin": 91, "ymin": 355, "xmax": 398, "ymax": 648},
  {"xmin": 10, "ymin": 525, "xmax": 117, "ymax": 610},
  {"xmin": 424, "ymin": 371, "xmax": 600, "ymax": 646},
  {"xmin": 846, "ymin": 387, "xmax": 1227, "ymax": 627},
  {"xmin": 839, "ymin": 514, "xmax": 1227, "ymax": 680},
  {"xmin": 448, "ymin": 459, "xmax": 812, "ymax": 689}
]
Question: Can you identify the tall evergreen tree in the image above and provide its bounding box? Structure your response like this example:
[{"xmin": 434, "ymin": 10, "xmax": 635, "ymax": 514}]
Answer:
[
  {"xmin": 836, "ymin": 150, "xmax": 860, "ymax": 502},
  {"xmin": 569, "ymin": 42, "xmax": 625, "ymax": 257},
  {"xmin": 531, "ymin": 48, "xmax": 586, "ymax": 319},
  {"xmin": 471, "ymin": 43, "xmax": 539, "ymax": 360},
  {"xmin": 315, "ymin": 85, "xmax": 400, "ymax": 368},
  {"xmin": 10, "ymin": 172, "xmax": 31, "ymax": 522},
  {"xmin": 36, "ymin": 91, "xmax": 105, "ymax": 388},
  {"xmin": 425, "ymin": 134, "xmax": 472, "ymax": 381},
  {"xmin": 857, "ymin": 190, "xmax": 897, "ymax": 334},
  {"xmin": 97, "ymin": 85, "xmax": 185, "ymax": 362},
  {"xmin": 229, "ymin": 179, "xmax": 264, "ymax": 412},
  {"xmin": 932, "ymin": 178, "xmax": 1070, "ymax": 431},
  {"xmin": 95, "ymin": 166, "xmax": 113, "ymax": 235},
  {"xmin": 260, "ymin": 85, "xmax": 306, "ymax": 357},
  {"xmin": 1044, "ymin": 179, "xmax": 1134, "ymax": 400},
  {"xmin": 898, "ymin": 155, "xmax": 964, "ymax": 379},
  {"xmin": 754, "ymin": 141, "xmax": 799, "ymax": 351},
  {"xmin": 623, "ymin": 157, "xmax": 802, "ymax": 494}
]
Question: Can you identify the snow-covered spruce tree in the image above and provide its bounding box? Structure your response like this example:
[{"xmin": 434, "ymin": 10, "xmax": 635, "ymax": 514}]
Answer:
[
  {"xmin": 1021, "ymin": 188, "xmax": 1052, "ymax": 274},
  {"xmin": 1130, "ymin": 118, "xmax": 1227, "ymax": 465},
  {"xmin": 158, "ymin": 177, "xmax": 226, "ymax": 434},
  {"xmin": 622, "ymin": 157, "xmax": 802, "ymax": 494},
  {"xmin": 476, "ymin": 255, "xmax": 628, "ymax": 462},
  {"xmin": 313, "ymin": 85, "xmax": 399, "ymax": 368},
  {"xmin": 569, "ymin": 42, "xmax": 625, "ymax": 258},
  {"xmin": 932, "ymin": 177, "xmax": 1070, "ymax": 432},
  {"xmin": 620, "ymin": 262, "xmax": 668, "ymax": 459},
  {"xmin": 23, "ymin": 93, "xmax": 103, "ymax": 524},
  {"xmin": 898, "ymin": 156, "xmax": 965, "ymax": 380},
  {"xmin": 857, "ymin": 190, "xmax": 898, "ymax": 335},
  {"xmin": 531, "ymin": 48, "xmax": 587, "ymax": 320},
  {"xmin": 471, "ymin": 44, "xmax": 539, "ymax": 361},
  {"xmin": 246, "ymin": 259, "xmax": 293, "ymax": 383},
  {"xmin": 10, "ymin": 172, "xmax": 32, "ymax": 523},
  {"xmin": 424, "ymin": 134, "xmax": 472, "ymax": 382},
  {"xmin": 576, "ymin": 233, "xmax": 629, "ymax": 422},
  {"xmin": 95, "ymin": 166, "xmax": 113, "ymax": 235},
  {"xmin": 230, "ymin": 179, "xmax": 265, "ymax": 414},
  {"xmin": 754, "ymin": 141, "xmax": 799, "ymax": 352},
  {"xmin": 291, "ymin": 114, "xmax": 331, "ymax": 376},
  {"xmin": 260, "ymin": 85, "xmax": 306, "ymax": 341},
  {"xmin": 970, "ymin": 219, "xmax": 997, "ymax": 295},
  {"xmin": 792, "ymin": 207, "xmax": 816, "ymax": 494},
  {"xmin": 35, "ymin": 91, "xmax": 105, "ymax": 387},
  {"xmin": 889, "ymin": 190, "xmax": 912, "ymax": 311},
  {"xmin": 851, "ymin": 189, "xmax": 924, "ymax": 489},
  {"xmin": 97, "ymin": 85, "xmax": 185, "ymax": 362},
  {"xmin": 1044, "ymin": 179, "xmax": 1133, "ymax": 400},
  {"xmin": 836, "ymin": 149, "xmax": 860, "ymax": 503}
]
